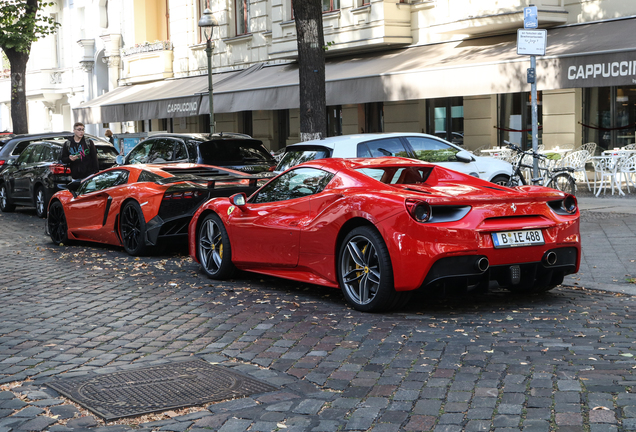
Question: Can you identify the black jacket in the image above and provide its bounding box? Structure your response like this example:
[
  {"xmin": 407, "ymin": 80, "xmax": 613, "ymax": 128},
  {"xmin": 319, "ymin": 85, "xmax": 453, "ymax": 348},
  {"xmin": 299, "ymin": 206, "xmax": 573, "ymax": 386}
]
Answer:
[{"xmin": 61, "ymin": 137, "xmax": 99, "ymax": 179}]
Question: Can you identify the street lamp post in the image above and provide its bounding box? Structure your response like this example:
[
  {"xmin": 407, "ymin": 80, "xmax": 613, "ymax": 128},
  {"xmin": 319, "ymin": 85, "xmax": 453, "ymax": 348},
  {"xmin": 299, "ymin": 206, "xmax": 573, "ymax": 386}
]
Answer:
[{"xmin": 198, "ymin": 8, "xmax": 218, "ymax": 135}]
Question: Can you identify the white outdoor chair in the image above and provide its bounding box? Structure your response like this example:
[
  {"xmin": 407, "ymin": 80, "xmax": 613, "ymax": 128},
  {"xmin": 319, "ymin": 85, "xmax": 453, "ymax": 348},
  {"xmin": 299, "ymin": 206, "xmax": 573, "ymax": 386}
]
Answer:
[
  {"xmin": 622, "ymin": 143, "xmax": 636, "ymax": 151},
  {"xmin": 591, "ymin": 156, "xmax": 624, "ymax": 196},
  {"xmin": 471, "ymin": 145, "xmax": 488, "ymax": 156},
  {"xmin": 581, "ymin": 142, "xmax": 597, "ymax": 157},
  {"xmin": 559, "ymin": 149, "xmax": 591, "ymax": 191},
  {"xmin": 618, "ymin": 154, "xmax": 636, "ymax": 193}
]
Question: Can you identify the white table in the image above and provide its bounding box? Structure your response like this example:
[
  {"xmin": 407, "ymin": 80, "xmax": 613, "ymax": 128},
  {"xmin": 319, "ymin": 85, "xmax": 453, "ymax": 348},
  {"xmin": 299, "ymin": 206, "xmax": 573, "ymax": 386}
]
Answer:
[{"xmin": 590, "ymin": 155, "xmax": 627, "ymax": 196}]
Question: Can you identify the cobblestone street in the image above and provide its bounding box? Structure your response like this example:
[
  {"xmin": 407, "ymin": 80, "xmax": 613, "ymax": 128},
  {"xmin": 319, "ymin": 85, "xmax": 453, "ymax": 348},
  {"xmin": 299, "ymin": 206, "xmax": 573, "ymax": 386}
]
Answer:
[{"xmin": 1, "ymin": 208, "xmax": 636, "ymax": 431}]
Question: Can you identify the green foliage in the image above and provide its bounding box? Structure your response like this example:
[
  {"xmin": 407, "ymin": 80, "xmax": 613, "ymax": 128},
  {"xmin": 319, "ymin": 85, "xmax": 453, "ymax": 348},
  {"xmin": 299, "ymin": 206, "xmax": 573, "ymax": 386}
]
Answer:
[{"xmin": 0, "ymin": 0, "xmax": 60, "ymax": 54}]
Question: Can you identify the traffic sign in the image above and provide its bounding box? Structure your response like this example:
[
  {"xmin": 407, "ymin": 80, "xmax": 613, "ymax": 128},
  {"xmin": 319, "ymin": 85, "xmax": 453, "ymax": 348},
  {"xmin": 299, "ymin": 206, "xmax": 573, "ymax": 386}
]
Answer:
[
  {"xmin": 517, "ymin": 29, "xmax": 547, "ymax": 56},
  {"xmin": 524, "ymin": 6, "xmax": 538, "ymax": 29}
]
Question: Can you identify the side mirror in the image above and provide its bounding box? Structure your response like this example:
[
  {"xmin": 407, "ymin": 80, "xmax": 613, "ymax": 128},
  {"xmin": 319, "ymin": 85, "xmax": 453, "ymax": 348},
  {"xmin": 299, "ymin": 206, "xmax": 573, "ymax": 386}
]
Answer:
[
  {"xmin": 455, "ymin": 150, "xmax": 474, "ymax": 163},
  {"xmin": 67, "ymin": 180, "xmax": 81, "ymax": 192},
  {"xmin": 229, "ymin": 192, "xmax": 247, "ymax": 207},
  {"xmin": 115, "ymin": 155, "xmax": 124, "ymax": 165}
]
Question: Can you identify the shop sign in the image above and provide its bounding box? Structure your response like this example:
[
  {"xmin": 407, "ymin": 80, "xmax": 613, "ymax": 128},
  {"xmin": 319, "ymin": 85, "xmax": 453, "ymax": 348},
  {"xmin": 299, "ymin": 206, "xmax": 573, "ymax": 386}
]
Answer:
[{"xmin": 556, "ymin": 51, "xmax": 636, "ymax": 88}]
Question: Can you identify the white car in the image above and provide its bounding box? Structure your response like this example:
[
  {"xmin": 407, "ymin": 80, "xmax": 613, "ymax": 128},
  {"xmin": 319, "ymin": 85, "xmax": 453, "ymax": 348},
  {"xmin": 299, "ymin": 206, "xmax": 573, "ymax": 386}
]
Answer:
[{"xmin": 276, "ymin": 133, "xmax": 511, "ymax": 184}]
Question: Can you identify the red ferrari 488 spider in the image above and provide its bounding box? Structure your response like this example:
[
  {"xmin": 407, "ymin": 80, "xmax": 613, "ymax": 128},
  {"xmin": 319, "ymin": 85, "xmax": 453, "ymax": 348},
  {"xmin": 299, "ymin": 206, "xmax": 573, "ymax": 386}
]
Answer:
[
  {"xmin": 47, "ymin": 164, "xmax": 259, "ymax": 255},
  {"xmin": 188, "ymin": 157, "xmax": 580, "ymax": 312}
]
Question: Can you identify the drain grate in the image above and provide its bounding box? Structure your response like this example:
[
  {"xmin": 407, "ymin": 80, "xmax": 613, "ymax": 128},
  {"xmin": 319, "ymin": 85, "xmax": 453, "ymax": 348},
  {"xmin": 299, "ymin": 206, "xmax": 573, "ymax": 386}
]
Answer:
[{"xmin": 46, "ymin": 359, "xmax": 278, "ymax": 421}]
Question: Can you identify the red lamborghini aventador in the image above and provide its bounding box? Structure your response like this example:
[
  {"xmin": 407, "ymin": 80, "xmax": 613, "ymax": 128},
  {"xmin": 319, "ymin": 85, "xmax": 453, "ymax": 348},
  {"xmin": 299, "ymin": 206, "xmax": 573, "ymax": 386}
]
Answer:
[{"xmin": 188, "ymin": 157, "xmax": 580, "ymax": 312}]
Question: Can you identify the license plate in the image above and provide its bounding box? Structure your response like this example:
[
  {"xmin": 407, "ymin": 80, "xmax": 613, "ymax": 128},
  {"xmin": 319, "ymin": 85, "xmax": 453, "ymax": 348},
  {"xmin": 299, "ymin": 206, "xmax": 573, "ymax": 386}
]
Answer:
[{"xmin": 491, "ymin": 229, "xmax": 544, "ymax": 248}]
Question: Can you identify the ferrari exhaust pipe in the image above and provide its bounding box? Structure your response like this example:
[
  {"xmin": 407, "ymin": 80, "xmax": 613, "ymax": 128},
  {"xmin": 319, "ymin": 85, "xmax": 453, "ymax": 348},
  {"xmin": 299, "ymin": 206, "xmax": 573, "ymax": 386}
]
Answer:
[
  {"xmin": 476, "ymin": 257, "xmax": 489, "ymax": 272},
  {"xmin": 544, "ymin": 251, "xmax": 557, "ymax": 266}
]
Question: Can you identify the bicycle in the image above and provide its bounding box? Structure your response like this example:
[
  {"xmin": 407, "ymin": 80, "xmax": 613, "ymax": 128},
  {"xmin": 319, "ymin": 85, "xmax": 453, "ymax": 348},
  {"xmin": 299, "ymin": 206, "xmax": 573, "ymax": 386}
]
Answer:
[{"xmin": 503, "ymin": 141, "xmax": 577, "ymax": 195}]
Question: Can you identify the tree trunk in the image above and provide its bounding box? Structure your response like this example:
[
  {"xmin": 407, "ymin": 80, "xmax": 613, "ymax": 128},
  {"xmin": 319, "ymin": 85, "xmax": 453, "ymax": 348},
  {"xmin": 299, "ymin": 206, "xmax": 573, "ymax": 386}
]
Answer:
[
  {"xmin": 292, "ymin": 0, "xmax": 326, "ymax": 142},
  {"xmin": 5, "ymin": 49, "xmax": 29, "ymax": 134}
]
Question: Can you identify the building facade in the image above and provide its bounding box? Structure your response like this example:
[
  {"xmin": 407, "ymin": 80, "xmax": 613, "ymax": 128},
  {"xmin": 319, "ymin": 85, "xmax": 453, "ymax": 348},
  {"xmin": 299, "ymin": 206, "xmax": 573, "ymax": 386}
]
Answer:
[{"xmin": 1, "ymin": 0, "xmax": 635, "ymax": 154}]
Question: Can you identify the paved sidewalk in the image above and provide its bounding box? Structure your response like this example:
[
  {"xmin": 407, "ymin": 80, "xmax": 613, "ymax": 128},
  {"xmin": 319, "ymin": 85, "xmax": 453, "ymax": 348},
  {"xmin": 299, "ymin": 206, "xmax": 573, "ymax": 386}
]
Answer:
[{"xmin": 563, "ymin": 193, "xmax": 636, "ymax": 295}]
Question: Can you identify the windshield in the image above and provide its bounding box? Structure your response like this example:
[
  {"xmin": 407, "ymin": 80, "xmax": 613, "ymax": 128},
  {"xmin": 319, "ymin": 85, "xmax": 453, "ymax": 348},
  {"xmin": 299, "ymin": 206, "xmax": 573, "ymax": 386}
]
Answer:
[
  {"xmin": 199, "ymin": 140, "xmax": 275, "ymax": 165},
  {"xmin": 276, "ymin": 146, "xmax": 331, "ymax": 172}
]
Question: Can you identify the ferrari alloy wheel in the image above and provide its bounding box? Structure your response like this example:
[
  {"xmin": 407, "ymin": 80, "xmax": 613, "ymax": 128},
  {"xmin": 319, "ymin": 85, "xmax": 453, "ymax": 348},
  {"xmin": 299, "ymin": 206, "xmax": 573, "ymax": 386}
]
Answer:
[
  {"xmin": 0, "ymin": 183, "xmax": 15, "ymax": 212},
  {"xmin": 338, "ymin": 226, "xmax": 400, "ymax": 312},
  {"xmin": 35, "ymin": 187, "xmax": 47, "ymax": 218},
  {"xmin": 48, "ymin": 201, "xmax": 68, "ymax": 245},
  {"xmin": 197, "ymin": 213, "xmax": 235, "ymax": 279},
  {"xmin": 120, "ymin": 201, "xmax": 148, "ymax": 256}
]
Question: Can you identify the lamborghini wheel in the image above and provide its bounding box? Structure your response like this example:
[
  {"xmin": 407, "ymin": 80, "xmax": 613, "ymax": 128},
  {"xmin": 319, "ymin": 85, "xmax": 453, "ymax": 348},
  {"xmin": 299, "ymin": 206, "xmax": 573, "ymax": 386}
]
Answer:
[
  {"xmin": 337, "ymin": 226, "xmax": 398, "ymax": 312},
  {"xmin": 48, "ymin": 201, "xmax": 68, "ymax": 245},
  {"xmin": 197, "ymin": 213, "xmax": 235, "ymax": 279},
  {"xmin": 120, "ymin": 201, "xmax": 148, "ymax": 256}
]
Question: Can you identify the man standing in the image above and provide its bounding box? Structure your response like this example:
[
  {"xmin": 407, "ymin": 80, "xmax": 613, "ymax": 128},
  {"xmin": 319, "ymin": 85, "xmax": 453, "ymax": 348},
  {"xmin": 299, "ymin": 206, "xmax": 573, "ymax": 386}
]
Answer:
[{"xmin": 62, "ymin": 122, "xmax": 99, "ymax": 180}]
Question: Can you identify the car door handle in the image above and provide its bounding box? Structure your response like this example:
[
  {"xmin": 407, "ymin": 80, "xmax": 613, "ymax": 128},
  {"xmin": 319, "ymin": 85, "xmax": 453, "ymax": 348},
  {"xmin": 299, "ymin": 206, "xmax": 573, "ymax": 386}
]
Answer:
[{"xmin": 289, "ymin": 221, "xmax": 299, "ymax": 227}]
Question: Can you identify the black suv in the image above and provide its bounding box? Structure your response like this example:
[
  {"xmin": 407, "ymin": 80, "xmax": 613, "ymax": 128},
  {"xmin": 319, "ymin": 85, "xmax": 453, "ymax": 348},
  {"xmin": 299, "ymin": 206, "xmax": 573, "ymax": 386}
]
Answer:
[
  {"xmin": 0, "ymin": 141, "xmax": 73, "ymax": 218},
  {"xmin": 0, "ymin": 132, "xmax": 117, "ymax": 173},
  {"xmin": 122, "ymin": 133, "xmax": 276, "ymax": 173},
  {"xmin": 0, "ymin": 140, "xmax": 118, "ymax": 218}
]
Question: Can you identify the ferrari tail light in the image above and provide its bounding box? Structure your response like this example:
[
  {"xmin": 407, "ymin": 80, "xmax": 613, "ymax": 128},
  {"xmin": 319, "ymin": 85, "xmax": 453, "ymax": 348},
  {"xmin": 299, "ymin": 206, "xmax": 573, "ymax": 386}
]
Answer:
[
  {"xmin": 0, "ymin": 160, "xmax": 5, "ymax": 166},
  {"xmin": 548, "ymin": 195, "xmax": 577, "ymax": 215},
  {"xmin": 49, "ymin": 164, "xmax": 68, "ymax": 175},
  {"xmin": 561, "ymin": 194, "xmax": 577, "ymax": 214},
  {"xmin": 405, "ymin": 198, "xmax": 431, "ymax": 223}
]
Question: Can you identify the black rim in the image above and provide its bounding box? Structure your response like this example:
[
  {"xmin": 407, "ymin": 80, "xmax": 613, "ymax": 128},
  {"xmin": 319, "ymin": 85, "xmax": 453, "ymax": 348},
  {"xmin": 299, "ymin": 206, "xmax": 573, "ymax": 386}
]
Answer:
[
  {"xmin": 340, "ymin": 235, "xmax": 381, "ymax": 306},
  {"xmin": 48, "ymin": 204, "xmax": 67, "ymax": 244},
  {"xmin": 198, "ymin": 217, "xmax": 223, "ymax": 275},
  {"xmin": 0, "ymin": 186, "xmax": 7, "ymax": 209},
  {"xmin": 121, "ymin": 205, "xmax": 142, "ymax": 252},
  {"xmin": 36, "ymin": 189, "xmax": 45, "ymax": 216}
]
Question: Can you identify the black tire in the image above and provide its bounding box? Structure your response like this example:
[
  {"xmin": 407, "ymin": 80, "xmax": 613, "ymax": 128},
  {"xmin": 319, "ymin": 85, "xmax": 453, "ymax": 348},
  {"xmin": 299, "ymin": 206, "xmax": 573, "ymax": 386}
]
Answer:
[
  {"xmin": 491, "ymin": 175, "xmax": 510, "ymax": 186},
  {"xmin": 48, "ymin": 201, "xmax": 68, "ymax": 245},
  {"xmin": 337, "ymin": 226, "xmax": 399, "ymax": 312},
  {"xmin": 35, "ymin": 186, "xmax": 47, "ymax": 218},
  {"xmin": 197, "ymin": 213, "xmax": 235, "ymax": 279},
  {"xmin": 120, "ymin": 201, "xmax": 148, "ymax": 256},
  {"xmin": 547, "ymin": 173, "xmax": 576, "ymax": 196},
  {"xmin": 0, "ymin": 183, "xmax": 15, "ymax": 212}
]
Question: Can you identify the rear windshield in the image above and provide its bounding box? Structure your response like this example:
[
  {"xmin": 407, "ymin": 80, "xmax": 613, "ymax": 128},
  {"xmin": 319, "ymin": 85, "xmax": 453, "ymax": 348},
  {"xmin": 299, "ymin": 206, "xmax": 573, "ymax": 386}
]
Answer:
[
  {"xmin": 356, "ymin": 166, "xmax": 433, "ymax": 185},
  {"xmin": 199, "ymin": 140, "xmax": 274, "ymax": 165},
  {"xmin": 276, "ymin": 146, "xmax": 331, "ymax": 172},
  {"xmin": 96, "ymin": 146, "xmax": 119, "ymax": 163}
]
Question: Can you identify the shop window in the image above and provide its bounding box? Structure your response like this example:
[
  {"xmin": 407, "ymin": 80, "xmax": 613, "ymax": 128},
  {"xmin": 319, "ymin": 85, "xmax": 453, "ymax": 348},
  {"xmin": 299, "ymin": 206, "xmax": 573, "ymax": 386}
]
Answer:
[
  {"xmin": 323, "ymin": 0, "xmax": 340, "ymax": 12},
  {"xmin": 427, "ymin": 97, "xmax": 464, "ymax": 146},
  {"xmin": 327, "ymin": 105, "xmax": 342, "ymax": 137},
  {"xmin": 364, "ymin": 102, "xmax": 383, "ymax": 133},
  {"xmin": 236, "ymin": 0, "xmax": 250, "ymax": 35},
  {"xmin": 238, "ymin": 111, "xmax": 253, "ymax": 136},
  {"xmin": 584, "ymin": 86, "xmax": 636, "ymax": 151},
  {"xmin": 275, "ymin": 110, "xmax": 290, "ymax": 148},
  {"xmin": 498, "ymin": 92, "xmax": 542, "ymax": 151}
]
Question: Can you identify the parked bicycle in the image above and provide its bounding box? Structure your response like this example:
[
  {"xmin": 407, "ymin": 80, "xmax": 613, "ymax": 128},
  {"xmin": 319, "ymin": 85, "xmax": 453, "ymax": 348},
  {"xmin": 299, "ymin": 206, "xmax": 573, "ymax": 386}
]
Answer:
[{"xmin": 504, "ymin": 141, "xmax": 577, "ymax": 195}]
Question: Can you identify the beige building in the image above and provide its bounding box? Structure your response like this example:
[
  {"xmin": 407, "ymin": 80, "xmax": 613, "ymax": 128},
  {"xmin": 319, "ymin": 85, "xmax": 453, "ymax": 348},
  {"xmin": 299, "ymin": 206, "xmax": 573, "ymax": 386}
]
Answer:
[{"xmin": 3, "ymin": 0, "xmax": 636, "ymax": 154}]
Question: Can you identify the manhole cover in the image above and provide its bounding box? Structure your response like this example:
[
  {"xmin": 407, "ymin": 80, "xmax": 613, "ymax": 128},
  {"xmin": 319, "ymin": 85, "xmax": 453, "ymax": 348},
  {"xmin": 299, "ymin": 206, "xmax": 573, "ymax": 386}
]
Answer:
[{"xmin": 46, "ymin": 359, "xmax": 277, "ymax": 421}]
